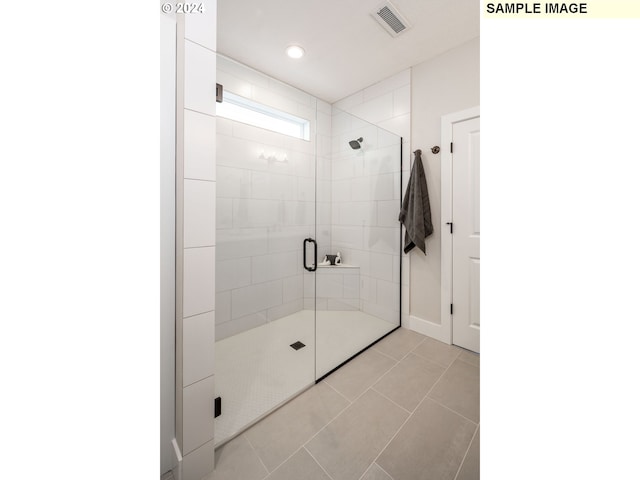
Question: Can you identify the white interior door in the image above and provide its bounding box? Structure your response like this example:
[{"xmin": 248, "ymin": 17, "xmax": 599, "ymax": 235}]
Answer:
[{"xmin": 452, "ymin": 116, "xmax": 480, "ymax": 353}]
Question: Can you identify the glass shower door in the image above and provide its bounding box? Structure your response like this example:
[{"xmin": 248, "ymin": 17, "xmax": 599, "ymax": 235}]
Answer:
[
  {"xmin": 212, "ymin": 55, "xmax": 403, "ymax": 446},
  {"xmin": 315, "ymin": 109, "xmax": 402, "ymax": 379},
  {"xmin": 213, "ymin": 55, "xmax": 317, "ymax": 446}
]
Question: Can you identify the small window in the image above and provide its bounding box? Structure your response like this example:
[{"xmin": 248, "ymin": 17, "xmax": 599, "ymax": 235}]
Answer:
[{"xmin": 217, "ymin": 91, "xmax": 310, "ymax": 141}]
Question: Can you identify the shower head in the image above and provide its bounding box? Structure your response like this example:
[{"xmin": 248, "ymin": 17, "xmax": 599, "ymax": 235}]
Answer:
[{"xmin": 349, "ymin": 137, "xmax": 363, "ymax": 150}]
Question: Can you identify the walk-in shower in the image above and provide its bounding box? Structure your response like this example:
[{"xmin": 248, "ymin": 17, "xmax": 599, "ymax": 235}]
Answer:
[{"xmin": 213, "ymin": 55, "xmax": 402, "ymax": 446}]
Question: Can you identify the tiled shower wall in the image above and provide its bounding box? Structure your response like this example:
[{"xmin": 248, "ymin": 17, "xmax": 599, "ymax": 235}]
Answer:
[
  {"xmin": 331, "ymin": 70, "xmax": 412, "ymax": 325},
  {"xmin": 328, "ymin": 110, "xmax": 402, "ymax": 324},
  {"xmin": 215, "ymin": 56, "xmax": 332, "ymax": 341}
]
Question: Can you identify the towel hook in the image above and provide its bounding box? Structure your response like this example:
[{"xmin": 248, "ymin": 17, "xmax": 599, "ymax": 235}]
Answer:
[{"xmin": 415, "ymin": 147, "xmax": 440, "ymax": 155}]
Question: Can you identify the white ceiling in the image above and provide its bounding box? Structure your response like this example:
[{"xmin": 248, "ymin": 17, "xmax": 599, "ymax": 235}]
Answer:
[{"xmin": 217, "ymin": 0, "xmax": 480, "ymax": 103}]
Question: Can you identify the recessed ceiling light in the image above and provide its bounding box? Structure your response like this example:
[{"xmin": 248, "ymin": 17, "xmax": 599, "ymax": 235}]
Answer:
[{"xmin": 286, "ymin": 45, "xmax": 305, "ymax": 59}]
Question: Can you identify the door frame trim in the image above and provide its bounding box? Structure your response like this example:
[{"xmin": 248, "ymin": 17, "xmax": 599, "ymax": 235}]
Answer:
[{"xmin": 440, "ymin": 106, "xmax": 480, "ymax": 344}]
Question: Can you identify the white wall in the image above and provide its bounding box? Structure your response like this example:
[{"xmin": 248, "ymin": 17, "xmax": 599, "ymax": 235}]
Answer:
[
  {"xmin": 331, "ymin": 70, "xmax": 411, "ymax": 325},
  {"xmin": 409, "ymin": 37, "xmax": 480, "ymax": 331}
]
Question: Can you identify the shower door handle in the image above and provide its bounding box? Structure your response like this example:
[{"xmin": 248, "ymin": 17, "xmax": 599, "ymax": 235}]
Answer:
[{"xmin": 303, "ymin": 238, "xmax": 317, "ymax": 272}]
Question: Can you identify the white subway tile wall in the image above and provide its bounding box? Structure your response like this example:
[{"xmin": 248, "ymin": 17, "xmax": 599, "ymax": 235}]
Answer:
[
  {"xmin": 182, "ymin": 375, "xmax": 216, "ymax": 454},
  {"xmin": 215, "ymin": 56, "xmax": 327, "ymax": 340},
  {"xmin": 184, "ymin": 0, "xmax": 216, "ymax": 51},
  {"xmin": 183, "ymin": 179, "xmax": 216, "ymax": 248},
  {"xmin": 305, "ymin": 266, "xmax": 361, "ymax": 312},
  {"xmin": 184, "ymin": 110, "xmax": 217, "ymax": 181},
  {"xmin": 183, "ymin": 246, "xmax": 216, "ymax": 318},
  {"xmin": 181, "ymin": 439, "xmax": 215, "ymax": 480},
  {"xmin": 184, "ymin": 40, "xmax": 217, "ymax": 117},
  {"xmin": 331, "ymin": 69, "xmax": 411, "ymax": 326},
  {"xmin": 182, "ymin": 311, "xmax": 216, "ymax": 388},
  {"xmin": 333, "ymin": 69, "xmax": 410, "ymax": 139},
  {"xmin": 179, "ymin": 4, "xmax": 218, "ymax": 476}
]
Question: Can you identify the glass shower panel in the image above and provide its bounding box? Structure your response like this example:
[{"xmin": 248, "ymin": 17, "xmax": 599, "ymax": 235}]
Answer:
[
  {"xmin": 315, "ymin": 109, "xmax": 402, "ymax": 379},
  {"xmin": 213, "ymin": 55, "xmax": 317, "ymax": 446}
]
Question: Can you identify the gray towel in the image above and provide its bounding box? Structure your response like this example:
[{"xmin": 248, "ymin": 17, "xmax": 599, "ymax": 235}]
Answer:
[{"xmin": 398, "ymin": 149, "xmax": 433, "ymax": 254}]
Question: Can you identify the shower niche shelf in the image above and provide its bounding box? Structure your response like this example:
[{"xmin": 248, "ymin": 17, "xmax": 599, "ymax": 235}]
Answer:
[{"xmin": 317, "ymin": 263, "xmax": 358, "ymax": 269}]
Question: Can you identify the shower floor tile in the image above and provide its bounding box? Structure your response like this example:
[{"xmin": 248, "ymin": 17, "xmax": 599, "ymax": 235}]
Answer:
[{"xmin": 214, "ymin": 309, "xmax": 396, "ymax": 446}]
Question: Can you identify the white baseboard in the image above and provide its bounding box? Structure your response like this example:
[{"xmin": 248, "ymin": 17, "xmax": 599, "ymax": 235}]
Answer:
[{"xmin": 406, "ymin": 315, "xmax": 451, "ymax": 344}]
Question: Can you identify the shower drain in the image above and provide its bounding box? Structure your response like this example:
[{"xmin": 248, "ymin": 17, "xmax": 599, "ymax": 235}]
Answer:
[{"xmin": 290, "ymin": 341, "xmax": 306, "ymax": 350}]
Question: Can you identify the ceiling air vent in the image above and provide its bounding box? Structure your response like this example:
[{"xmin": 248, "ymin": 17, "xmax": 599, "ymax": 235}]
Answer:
[{"xmin": 372, "ymin": 1, "xmax": 411, "ymax": 37}]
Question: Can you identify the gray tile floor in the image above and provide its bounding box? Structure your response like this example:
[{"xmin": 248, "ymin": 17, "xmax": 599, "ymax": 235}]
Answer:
[{"xmin": 210, "ymin": 328, "xmax": 479, "ymax": 480}]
